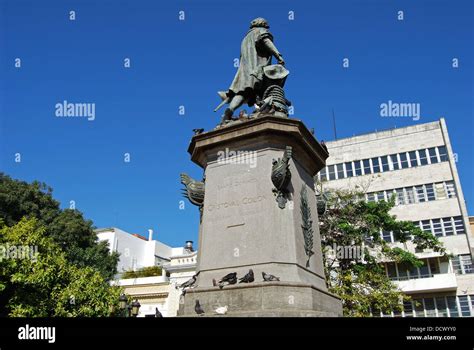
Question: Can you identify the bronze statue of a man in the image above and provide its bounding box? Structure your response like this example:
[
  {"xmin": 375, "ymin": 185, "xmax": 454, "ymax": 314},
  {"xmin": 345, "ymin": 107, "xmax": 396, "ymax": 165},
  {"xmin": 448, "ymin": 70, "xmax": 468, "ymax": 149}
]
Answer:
[{"xmin": 216, "ymin": 18, "xmax": 285, "ymax": 123}]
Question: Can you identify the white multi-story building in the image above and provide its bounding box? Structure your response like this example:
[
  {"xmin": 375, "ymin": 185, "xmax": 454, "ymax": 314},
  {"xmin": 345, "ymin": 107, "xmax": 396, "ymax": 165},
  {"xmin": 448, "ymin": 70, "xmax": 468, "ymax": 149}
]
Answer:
[
  {"xmin": 96, "ymin": 227, "xmax": 197, "ymax": 317},
  {"xmin": 163, "ymin": 247, "xmax": 198, "ymax": 317},
  {"xmin": 319, "ymin": 118, "xmax": 474, "ymax": 317},
  {"xmin": 96, "ymin": 227, "xmax": 172, "ymax": 274}
]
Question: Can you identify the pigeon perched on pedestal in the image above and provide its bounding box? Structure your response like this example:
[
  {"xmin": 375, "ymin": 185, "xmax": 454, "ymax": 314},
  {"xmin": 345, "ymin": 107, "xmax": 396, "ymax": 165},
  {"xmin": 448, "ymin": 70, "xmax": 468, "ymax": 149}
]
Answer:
[
  {"xmin": 239, "ymin": 269, "xmax": 254, "ymax": 283},
  {"xmin": 155, "ymin": 307, "xmax": 163, "ymax": 318},
  {"xmin": 194, "ymin": 300, "xmax": 205, "ymax": 316},
  {"xmin": 177, "ymin": 271, "xmax": 200, "ymax": 290},
  {"xmin": 193, "ymin": 128, "xmax": 204, "ymax": 135},
  {"xmin": 218, "ymin": 272, "xmax": 237, "ymax": 289},
  {"xmin": 262, "ymin": 271, "xmax": 280, "ymax": 282}
]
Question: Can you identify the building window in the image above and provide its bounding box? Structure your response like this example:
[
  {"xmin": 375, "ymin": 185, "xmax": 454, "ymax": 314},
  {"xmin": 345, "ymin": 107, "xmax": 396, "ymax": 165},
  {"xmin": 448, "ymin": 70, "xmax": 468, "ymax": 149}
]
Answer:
[
  {"xmin": 403, "ymin": 301, "xmax": 414, "ymax": 317},
  {"xmin": 324, "ymin": 146, "xmax": 450, "ymax": 182},
  {"xmin": 421, "ymin": 220, "xmax": 431, "ymax": 234},
  {"xmin": 425, "ymin": 184, "xmax": 436, "ymax": 201},
  {"xmin": 414, "ymin": 299, "xmax": 425, "ymax": 317},
  {"xmin": 319, "ymin": 167, "xmax": 327, "ymax": 182},
  {"xmin": 336, "ymin": 164, "xmax": 344, "ymax": 179},
  {"xmin": 408, "ymin": 151, "xmax": 418, "ymax": 167},
  {"xmin": 412, "ymin": 217, "xmax": 466, "ymax": 237},
  {"xmin": 415, "ymin": 185, "xmax": 426, "ymax": 202},
  {"xmin": 446, "ymin": 296, "xmax": 459, "ymax": 317},
  {"xmin": 436, "ymin": 297, "xmax": 448, "ymax": 317},
  {"xmin": 371, "ymin": 306, "xmax": 381, "ymax": 317},
  {"xmin": 367, "ymin": 193, "xmax": 375, "ymax": 202},
  {"xmin": 345, "ymin": 162, "xmax": 353, "ymax": 178},
  {"xmin": 429, "ymin": 259, "xmax": 440, "ymax": 274},
  {"xmin": 428, "ymin": 147, "xmax": 438, "ymax": 164},
  {"xmin": 376, "ymin": 191, "xmax": 385, "ymax": 202},
  {"xmin": 372, "ymin": 157, "xmax": 381, "ymax": 173},
  {"xmin": 418, "ymin": 149, "xmax": 429, "ymax": 165},
  {"xmin": 438, "ymin": 146, "xmax": 448, "ymax": 162},
  {"xmin": 453, "ymin": 216, "xmax": 465, "ymax": 234},
  {"xmin": 395, "ymin": 188, "xmax": 405, "ymax": 205},
  {"xmin": 397, "ymin": 263, "xmax": 409, "ymax": 280},
  {"xmin": 405, "ymin": 187, "xmax": 415, "ymax": 204},
  {"xmin": 393, "ymin": 307, "xmax": 402, "ymax": 318},
  {"xmin": 458, "ymin": 296, "xmax": 471, "ymax": 317},
  {"xmin": 424, "ymin": 298, "xmax": 436, "ymax": 317},
  {"xmin": 381, "ymin": 231, "xmax": 392, "ymax": 243},
  {"xmin": 419, "ymin": 260, "xmax": 431, "ymax": 278},
  {"xmin": 354, "ymin": 160, "xmax": 362, "ymax": 176},
  {"xmin": 328, "ymin": 165, "xmax": 336, "ymax": 180},
  {"xmin": 380, "ymin": 156, "xmax": 389, "ymax": 172},
  {"xmin": 386, "ymin": 262, "xmax": 397, "ymax": 279},
  {"xmin": 445, "ymin": 181, "xmax": 456, "ymax": 198},
  {"xmin": 443, "ymin": 217, "xmax": 454, "ymax": 236},
  {"xmin": 432, "ymin": 219, "xmax": 443, "ymax": 237},
  {"xmin": 385, "ymin": 190, "xmax": 394, "ymax": 203},
  {"xmin": 390, "ymin": 154, "xmax": 400, "ymax": 170},
  {"xmin": 452, "ymin": 256, "xmax": 463, "ymax": 274},
  {"xmin": 363, "ymin": 159, "xmax": 371, "ymax": 175},
  {"xmin": 399, "ymin": 153, "xmax": 409, "ymax": 169},
  {"xmin": 452, "ymin": 254, "xmax": 473, "ymax": 275},
  {"xmin": 408, "ymin": 264, "xmax": 419, "ymax": 279},
  {"xmin": 461, "ymin": 255, "xmax": 474, "ymax": 274}
]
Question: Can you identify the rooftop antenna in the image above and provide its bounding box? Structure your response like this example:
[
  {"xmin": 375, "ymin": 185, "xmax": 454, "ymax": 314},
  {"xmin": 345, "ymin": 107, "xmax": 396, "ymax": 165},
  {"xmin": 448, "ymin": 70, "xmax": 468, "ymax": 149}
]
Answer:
[{"xmin": 332, "ymin": 108, "xmax": 338, "ymax": 140}]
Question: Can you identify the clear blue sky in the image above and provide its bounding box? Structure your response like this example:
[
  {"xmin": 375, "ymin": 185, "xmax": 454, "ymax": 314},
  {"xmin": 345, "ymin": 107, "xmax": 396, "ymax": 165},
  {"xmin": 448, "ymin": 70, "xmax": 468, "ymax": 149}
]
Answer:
[{"xmin": 1, "ymin": 0, "xmax": 472, "ymax": 247}]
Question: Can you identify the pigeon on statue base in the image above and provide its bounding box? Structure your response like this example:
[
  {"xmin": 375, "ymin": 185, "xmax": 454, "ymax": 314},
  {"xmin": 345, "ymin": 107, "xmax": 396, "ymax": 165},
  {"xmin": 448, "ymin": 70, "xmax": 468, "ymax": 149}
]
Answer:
[
  {"xmin": 218, "ymin": 272, "xmax": 237, "ymax": 289},
  {"xmin": 194, "ymin": 300, "xmax": 205, "ymax": 316},
  {"xmin": 239, "ymin": 269, "xmax": 254, "ymax": 283},
  {"xmin": 177, "ymin": 271, "xmax": 200, "ymax": 297},
  {"xmin": 262, "ymin": 271, "xmax": 280, "ymax": 282}
]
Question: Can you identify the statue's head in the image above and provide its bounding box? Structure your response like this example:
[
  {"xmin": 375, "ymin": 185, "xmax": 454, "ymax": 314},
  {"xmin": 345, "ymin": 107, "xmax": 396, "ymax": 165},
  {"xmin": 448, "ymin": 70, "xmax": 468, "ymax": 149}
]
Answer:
[{"xmin": 250, "ymin": 17, "xmax": 269, "ymax": 29}]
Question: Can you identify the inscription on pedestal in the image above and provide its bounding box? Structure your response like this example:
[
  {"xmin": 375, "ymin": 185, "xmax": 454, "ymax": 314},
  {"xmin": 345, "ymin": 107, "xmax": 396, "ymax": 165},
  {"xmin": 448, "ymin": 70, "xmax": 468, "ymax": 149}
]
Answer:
[
  {"xmin": 217, "ymin": 175, "xmax": 257, "ymax": 190},
  {"xmin": 207, "ymin": 195, "xmax": 266, "ymax": 212}
]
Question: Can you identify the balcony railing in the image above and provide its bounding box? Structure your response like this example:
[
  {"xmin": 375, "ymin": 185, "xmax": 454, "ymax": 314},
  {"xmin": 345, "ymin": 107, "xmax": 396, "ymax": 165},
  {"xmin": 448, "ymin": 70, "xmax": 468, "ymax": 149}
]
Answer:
[
  {"xmin": 393, "ymin": 273, "xmax": 457, "ymax": 293},
  {"xmin": 389, "ymin": 273, "xmax": 433, "ymax": 281}
]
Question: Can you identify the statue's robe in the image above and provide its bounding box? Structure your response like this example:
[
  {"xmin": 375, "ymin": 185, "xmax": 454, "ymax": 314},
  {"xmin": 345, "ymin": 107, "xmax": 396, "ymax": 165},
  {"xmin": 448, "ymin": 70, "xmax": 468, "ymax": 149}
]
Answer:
[{"xmin": 228, "ymin": 27, "xmax": 274, "ymax": 106}]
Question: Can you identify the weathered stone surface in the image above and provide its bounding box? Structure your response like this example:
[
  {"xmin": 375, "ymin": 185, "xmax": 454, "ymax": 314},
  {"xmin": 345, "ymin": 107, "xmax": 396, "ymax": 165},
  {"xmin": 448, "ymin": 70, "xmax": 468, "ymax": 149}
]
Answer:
[{"xmin": 178, "ymin": 282, "xmax": 342, "ymax": 317}]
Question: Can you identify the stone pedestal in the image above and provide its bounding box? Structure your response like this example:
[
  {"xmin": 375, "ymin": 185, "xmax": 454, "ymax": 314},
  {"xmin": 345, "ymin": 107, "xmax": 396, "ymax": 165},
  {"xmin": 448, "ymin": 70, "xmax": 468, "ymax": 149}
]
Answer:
[{"xmin": 179, "ymin": 115, "xmax": 342, "ymax": 317}]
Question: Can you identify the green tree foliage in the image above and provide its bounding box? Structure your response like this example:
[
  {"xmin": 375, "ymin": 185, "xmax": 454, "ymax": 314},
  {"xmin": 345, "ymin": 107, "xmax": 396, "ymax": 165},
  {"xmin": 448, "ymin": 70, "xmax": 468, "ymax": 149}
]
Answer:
[
  {"xmin": 0, "ymin": 218, "xmax": 122, "ymax": 317},
  {"xmin": 317, "ymin": 186, "xmax": 445, "ymax": 317},
  {"xmin": 0, "ymin": 175, "xmax": 60, "ymax": 227},
  {"xmin": 122, "ymin": 266, "xmax": 163, "ymax": 279},
  {"xmin": 0, "ymin": 173, "xmax": 118, "ymax": 280}
]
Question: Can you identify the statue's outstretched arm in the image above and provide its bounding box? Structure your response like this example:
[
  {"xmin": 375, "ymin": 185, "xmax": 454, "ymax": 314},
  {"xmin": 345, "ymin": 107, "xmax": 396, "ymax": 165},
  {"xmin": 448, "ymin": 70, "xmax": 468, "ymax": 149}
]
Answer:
[{"xmin": 263, "ymin": 38, "xmax": 285, "ymax": 65}]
